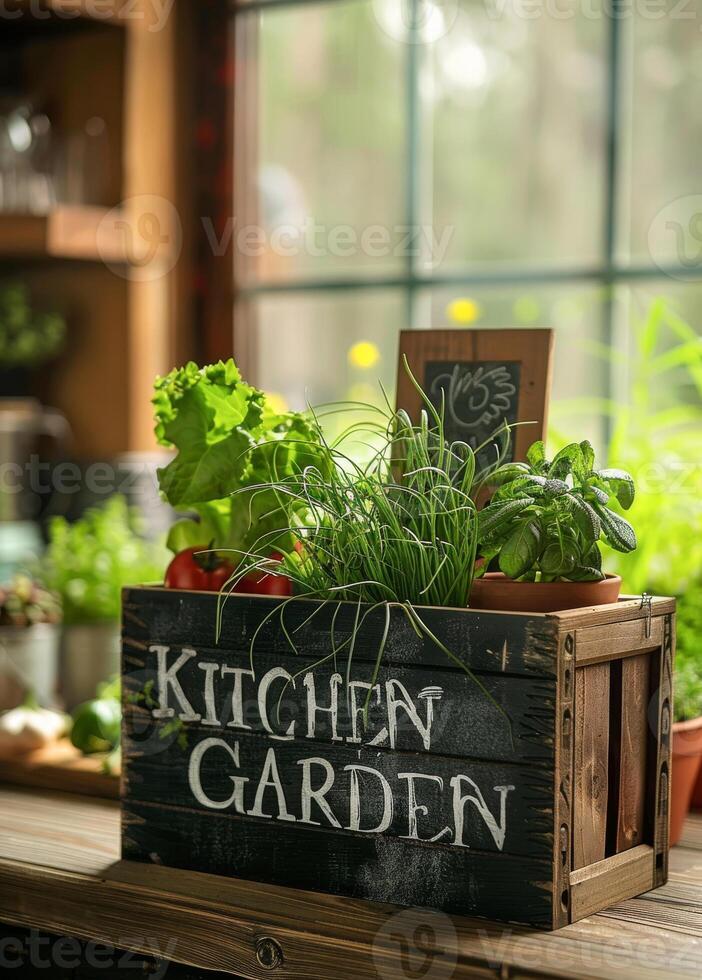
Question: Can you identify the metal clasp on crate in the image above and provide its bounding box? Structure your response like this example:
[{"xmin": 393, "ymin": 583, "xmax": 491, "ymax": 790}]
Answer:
[{"xmin": 640, "ymin": 592, "xmax": 653, "ymax": 638}]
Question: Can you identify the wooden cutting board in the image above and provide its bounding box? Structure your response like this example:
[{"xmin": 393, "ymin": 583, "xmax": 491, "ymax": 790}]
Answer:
[{"xmin": 0, "ymin": 739, "xmax": 119, "ymax": 799}]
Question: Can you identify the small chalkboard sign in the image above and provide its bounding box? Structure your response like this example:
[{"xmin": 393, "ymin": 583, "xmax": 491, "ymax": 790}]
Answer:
[{"xmin": 397, "ymin": 329, "xmax": 554, "ymax": 464}]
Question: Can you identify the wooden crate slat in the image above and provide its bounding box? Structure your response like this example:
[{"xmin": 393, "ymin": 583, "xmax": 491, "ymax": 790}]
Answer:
[
  {"xmin": 652, "ymin": 615, "xmax": 674, "ymax": 887},
  {"xmin": 615, "ymin": 653, "xmax": 651, "ymax": 852},
  {"xmin": 122, "ymin": 642, "xmax": 556, "ymax": 766},
  {"xmin": 569, "ymin": 843, "xmax": 654, "ymax": 921},
  {"xmin": 552, "ymin": 596, "xmax": 675, "ymax": 631},
  {"xmin": 123, "ymin": 726, "xmax": 555, "ymax": 860},
  {"xmin": 573, "ymin": 662, "xmax": 610, "ymax": 869},
  {"xmin": 122, "ymin": 798, "xmax": 555, "ymax": 928},
  {"xmin": 574, "ymin": 618, "xmax": 664, "ymax": 665},
  {"xmin": 123, "ymin": 587, "xmax": 560, "ymax": 677}
]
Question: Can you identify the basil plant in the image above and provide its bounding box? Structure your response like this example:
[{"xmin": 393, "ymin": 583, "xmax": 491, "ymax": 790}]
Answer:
[{"xmin": 476, "ymin": 440, "xmax": 636, "ymax": 582}]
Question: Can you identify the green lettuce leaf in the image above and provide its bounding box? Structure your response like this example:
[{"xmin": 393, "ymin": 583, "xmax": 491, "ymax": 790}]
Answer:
[{"xmin": 153, "ymin": 359, "xmax": 329, "ymax": 558}]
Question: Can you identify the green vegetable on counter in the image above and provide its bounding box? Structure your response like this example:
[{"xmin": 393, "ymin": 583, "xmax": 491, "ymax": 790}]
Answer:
[{"xmin": 70, "ymin": 677, "xmax": 120, "ymax": 756}]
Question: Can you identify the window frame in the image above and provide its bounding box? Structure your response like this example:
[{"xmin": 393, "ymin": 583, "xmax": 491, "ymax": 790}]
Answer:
[{"xmin": 227, "ymin": 0, "xmax": 702, "ymax": 433}]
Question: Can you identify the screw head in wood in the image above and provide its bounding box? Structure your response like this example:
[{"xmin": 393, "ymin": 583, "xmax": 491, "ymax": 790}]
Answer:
[{"xmin": 256, "ymin": 936, "xmax": 283, "ymax": 970}]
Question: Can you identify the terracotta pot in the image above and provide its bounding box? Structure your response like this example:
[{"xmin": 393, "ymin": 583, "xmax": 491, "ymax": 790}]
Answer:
[
  {"xmin": 671, "ymin": 716, "xmax": 702, "ymax": 846},
  {"xmin": 692, "ymin": 761, "xmax": 702, "ymax": 811},
  {"xmin": 469, "ymin": 572, "xmax": 622, "ymax": 613}
]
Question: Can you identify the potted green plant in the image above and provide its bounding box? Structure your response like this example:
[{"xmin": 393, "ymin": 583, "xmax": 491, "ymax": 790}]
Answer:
[
  {"xmin": 470, "ymin": 440, "xmax": 636, "ymax": 612},
  {"xmin": 44, "ymin": 496, "xmax": 167, "ymax": 710},
  {"xmin": 0, "ymin": 575, "xmax": 62, "ymax": 710},
  {"xmin": 0, "ymin": 282, "xmax": 65, "ymax": 395}
]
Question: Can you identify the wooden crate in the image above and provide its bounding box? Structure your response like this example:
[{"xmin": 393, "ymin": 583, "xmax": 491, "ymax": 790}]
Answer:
[{"xmin": 121, "ymin": 587, "xmax": 674, "ymax": 929}]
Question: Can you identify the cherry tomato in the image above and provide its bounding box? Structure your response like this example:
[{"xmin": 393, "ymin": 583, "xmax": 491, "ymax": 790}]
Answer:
[
  {"xmin": 232, "ymin": 551, "xmax": 292, "ymax": 597},
  {"xmin": 164, "ymin": 547, "xmax": 235, "ymax": 592}
]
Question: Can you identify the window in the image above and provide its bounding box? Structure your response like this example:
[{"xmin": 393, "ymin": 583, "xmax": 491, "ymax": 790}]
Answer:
[{"xmin": 232, "ymin": 0, "xmax": 702, "ymax": 449}]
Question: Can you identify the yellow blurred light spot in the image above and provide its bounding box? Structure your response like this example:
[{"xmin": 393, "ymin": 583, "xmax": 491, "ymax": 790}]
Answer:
[
  {"xmin": 447, "ymin": 297, "xmax": 481, "ymax": 324},
  {"xmin": 348, "ymin": 340, "xmax": 380, "ymax": 369},
  {"xmin": 265, "ymin": 391, "xmax": 289, "ymax": 415}
]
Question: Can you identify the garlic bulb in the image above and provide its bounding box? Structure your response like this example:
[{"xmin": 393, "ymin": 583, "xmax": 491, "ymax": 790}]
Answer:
[{"xmin": 0, "ymin": 705, "xmax": 68, "ymax": 757}]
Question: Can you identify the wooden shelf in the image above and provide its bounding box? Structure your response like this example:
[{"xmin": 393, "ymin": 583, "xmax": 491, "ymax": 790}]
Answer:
[
  {"xmin": 0, "ymin": 206, "xmax": 126, "ymax": 263},
  {"xmin": 0, "ymin": 786, "xmax": 701, "ymax": 978}
]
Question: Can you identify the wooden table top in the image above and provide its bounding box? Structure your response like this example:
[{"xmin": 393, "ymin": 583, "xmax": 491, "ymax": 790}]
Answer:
[{"xmin": 0, "ymin": 785, "xmax": 701, "ymax": 979}]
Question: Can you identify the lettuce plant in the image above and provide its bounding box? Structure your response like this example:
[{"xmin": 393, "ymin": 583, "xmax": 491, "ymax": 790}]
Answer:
[
  {"xmin": 476, "ymin": 440, "xmax": 636, "ymax": 581},
  {"xmin": 153, "ymin": 359, "xmax": 330, "ymax": 558}
]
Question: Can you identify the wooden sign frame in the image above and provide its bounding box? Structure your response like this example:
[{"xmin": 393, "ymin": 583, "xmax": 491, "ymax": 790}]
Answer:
[{"xmin": 396, "ymin": 328, "xmax": 555, "ymax": 463}]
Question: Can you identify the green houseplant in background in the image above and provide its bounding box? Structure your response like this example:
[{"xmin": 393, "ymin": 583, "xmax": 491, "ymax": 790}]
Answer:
[
  {"xmin": 551, "ymin": 299, "xmax": 702, "ymax": 842},
  {"xmin": 44, "ymin": 495, "xmax": 167, "ymax": 709},
  {"xmin": 0, "ymin": 282, "xmax": 66, "ymax": 394},
  {"xmin": 0, "ymin": 575, "xmax": 62, "ymax": 711}
]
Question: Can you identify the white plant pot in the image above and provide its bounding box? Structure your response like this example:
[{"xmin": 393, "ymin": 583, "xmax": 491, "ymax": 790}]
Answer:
[
  {"xmin": 60, "ymin": 622, "xmax": 121, "ymax": 710},
  {"xmin": 0, "ymin": 623, "xmax": 60, "ymax": 710}
]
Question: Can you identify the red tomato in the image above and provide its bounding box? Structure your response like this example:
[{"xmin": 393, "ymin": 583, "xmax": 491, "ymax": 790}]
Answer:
[
  {"xmin": 164, "ymin": 547, "xmax": 235, "ymax": 592},
  {"xmin": 232, "ymin": 551, "xmax": 292, "ymax": 597}
]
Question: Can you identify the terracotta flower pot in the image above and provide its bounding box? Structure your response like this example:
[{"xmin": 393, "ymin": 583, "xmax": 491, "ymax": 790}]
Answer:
[
  {"xmin": 469, "ymin": 572, "xmax": 622, "ymax": 613},
  {"xmin": 671, "ymin": 716, "xmax": 702, "ymax": 846},
  {"xmin": 691, "ymin": 763, "xmax": 702, "ymax": 811}
]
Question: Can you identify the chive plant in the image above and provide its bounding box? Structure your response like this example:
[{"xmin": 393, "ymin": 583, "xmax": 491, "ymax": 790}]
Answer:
[{"xmin": 218, "ymin": 361, "xmax": 508, "ymax": 725}]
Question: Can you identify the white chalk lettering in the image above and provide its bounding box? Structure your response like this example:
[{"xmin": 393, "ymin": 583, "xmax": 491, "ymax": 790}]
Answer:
[
  {"xmin": 451, "ymin": 777, "xmax": 514, "ymax": 851},
  {"xmin": 188, "ymin": 737, "xmax": 247, "ymax": 811},
  {"xmin": 398, "ymin": 772, "xmax": 452, "ymax": 842},
  {"xmin": 248, "ymin": 748, "xmax": 295, "ymax": 822},
  {"xmin": 386, "ymin": 679, "xmax": 439, "ymax": 750},
  {"xmin": 258, "ymin": 667, "xmax": 296, "ymax": 741},
  {"xmin": 344, "ymin": 764, "xmax": 393, "ymax": 834},
  {"xmin": 222, "ymin": 666, "xmax": 254, "ymax": 730},
  {"xmin": 347, "ymin": 681, "xmax": 379, "ymax": 744},
  {"xmin": 197, "ymin": 661, "xmax": 220, "ymax": 726},
  {"xmin": 298, "ymin": 757, "xmax": 341, "ymax": 827},
  {"xmin": 304, "ymin": 671, "xmax": 342, "ymax": 741},
  {"xmin": 151, "ymin": 645, "xmax": 201, "ymax": 721}
]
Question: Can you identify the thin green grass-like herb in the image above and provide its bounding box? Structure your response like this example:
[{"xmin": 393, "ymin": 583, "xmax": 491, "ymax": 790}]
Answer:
[{"xmin": 216, "ymin": 360, "xmax": 512, "ymax": 737}]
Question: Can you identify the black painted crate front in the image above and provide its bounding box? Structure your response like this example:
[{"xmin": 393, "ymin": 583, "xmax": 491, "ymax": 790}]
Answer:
[{"xmin": 121, "ymin": 587, "xmax": 673, "ymax": 929}]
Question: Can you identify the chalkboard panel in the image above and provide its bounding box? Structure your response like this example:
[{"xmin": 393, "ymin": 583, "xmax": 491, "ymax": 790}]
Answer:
[
  {"xmin": 424, "ymin": 359, "xmax": 521, "ymax": 463},
  {"xmin": 397, "ymin": 329, "xmax": 554, "ymax": 464}
]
